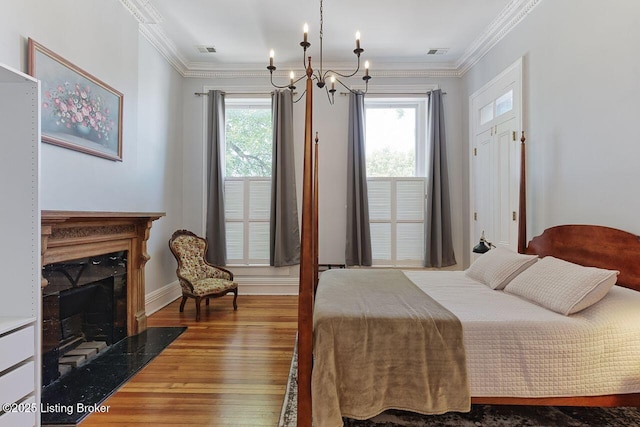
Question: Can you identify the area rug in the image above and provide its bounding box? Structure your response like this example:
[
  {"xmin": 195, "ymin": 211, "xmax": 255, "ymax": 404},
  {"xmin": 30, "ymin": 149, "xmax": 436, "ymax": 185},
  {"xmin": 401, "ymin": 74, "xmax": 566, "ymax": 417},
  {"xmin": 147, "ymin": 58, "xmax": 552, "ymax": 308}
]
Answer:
[
  {"xmin": 41, "ymin": 327, "xmax": 186, "ymax": 425},
  {"xmin": 278, "ymin": 345, "xmax": 640, "ymax": 427}
]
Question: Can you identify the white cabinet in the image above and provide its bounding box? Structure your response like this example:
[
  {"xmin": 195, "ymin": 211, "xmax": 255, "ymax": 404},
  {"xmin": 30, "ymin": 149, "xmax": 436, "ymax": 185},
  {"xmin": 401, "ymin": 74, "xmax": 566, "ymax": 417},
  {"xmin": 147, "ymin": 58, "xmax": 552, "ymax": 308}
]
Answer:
[{"xmin": 0, "ymin": 63, "xmax": 41, "ymax": 427}]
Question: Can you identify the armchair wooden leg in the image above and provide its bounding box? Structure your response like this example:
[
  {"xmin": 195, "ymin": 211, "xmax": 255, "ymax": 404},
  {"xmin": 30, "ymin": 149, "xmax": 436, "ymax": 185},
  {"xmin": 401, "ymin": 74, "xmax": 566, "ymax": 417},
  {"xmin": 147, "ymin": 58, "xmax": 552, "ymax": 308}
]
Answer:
[
  {"xmin": 232, "ymin": 288, "xmax": 238, "ymax": 311},
  {"xmin": 195, "ymin": 296, "xmax": 202, "ymax": 321},
  {"xmin": 179, "ymin": 296, "xmax": 187, "ymax": 312}
]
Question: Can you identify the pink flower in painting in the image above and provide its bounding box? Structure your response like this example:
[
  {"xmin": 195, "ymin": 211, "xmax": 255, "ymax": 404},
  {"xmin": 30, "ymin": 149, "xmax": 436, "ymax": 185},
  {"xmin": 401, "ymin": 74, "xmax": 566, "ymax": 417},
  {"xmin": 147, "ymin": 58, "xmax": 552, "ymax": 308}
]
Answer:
[{"xmin": 44, "ymin": 81, "xmax": 115, "ymax": 142}]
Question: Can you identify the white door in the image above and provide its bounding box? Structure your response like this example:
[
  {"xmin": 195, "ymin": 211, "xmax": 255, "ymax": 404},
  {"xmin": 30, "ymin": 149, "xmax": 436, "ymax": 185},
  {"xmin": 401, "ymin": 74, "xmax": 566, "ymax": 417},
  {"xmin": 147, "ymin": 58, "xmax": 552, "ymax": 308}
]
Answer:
[{"xmin": 470, "ymin": 59, "xmax": 522, "ymax": 257}]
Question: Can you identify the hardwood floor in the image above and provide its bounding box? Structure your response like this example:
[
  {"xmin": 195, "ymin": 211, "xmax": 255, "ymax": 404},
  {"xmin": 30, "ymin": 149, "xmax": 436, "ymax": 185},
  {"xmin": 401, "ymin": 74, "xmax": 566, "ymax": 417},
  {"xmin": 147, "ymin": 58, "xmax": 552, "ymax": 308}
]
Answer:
[{"xmin": 81, "ymin": 294, "xmax": 298, "ymax": 426}]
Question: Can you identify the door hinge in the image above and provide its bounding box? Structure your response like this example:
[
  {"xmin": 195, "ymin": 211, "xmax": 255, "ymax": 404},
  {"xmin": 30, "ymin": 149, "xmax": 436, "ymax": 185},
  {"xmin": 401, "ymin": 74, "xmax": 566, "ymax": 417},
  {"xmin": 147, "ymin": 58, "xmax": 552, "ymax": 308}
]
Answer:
[
  {"xmin": 512, "ymin": 211, "xmax": 517, "ymax": 221},
  {"xmin": 474, "ymin": 212, "xmax": 478, "ymax": 221},
  {"xmin": 473, "ymin": 147, "xmax": 477, "ymax": 156},
  {"xmin": 512, "ymin": 131, "xmax": 516, "ymax": 141}
]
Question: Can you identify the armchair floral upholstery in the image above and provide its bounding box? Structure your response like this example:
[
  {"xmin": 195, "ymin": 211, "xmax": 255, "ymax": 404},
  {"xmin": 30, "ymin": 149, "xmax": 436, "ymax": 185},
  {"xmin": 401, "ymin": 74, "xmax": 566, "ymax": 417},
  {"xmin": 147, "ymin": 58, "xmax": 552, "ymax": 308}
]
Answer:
[{"xmin": 169, "ymin": 229, "xmax": 238, "ymax": 321}]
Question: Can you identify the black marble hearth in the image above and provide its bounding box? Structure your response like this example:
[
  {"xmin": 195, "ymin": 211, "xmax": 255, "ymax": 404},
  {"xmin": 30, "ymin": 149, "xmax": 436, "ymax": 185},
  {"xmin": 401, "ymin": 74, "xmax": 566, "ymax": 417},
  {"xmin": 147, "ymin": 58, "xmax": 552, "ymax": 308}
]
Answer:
[{"xmin": 41, "ymin": 327, "xmax": 186, "ymax": 426}]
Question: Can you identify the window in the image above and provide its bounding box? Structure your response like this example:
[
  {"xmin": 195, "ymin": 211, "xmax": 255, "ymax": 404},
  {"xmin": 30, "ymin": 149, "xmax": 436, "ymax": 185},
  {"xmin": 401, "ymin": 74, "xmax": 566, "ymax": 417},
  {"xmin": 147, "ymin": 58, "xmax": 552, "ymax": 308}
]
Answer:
[
  {"xmin": 364, "ymin": 98, "xmax": 427, "ymax": 266},
  {"xmin": 224, "ymin": 98, "xmax": 272, "ymax": 264}
]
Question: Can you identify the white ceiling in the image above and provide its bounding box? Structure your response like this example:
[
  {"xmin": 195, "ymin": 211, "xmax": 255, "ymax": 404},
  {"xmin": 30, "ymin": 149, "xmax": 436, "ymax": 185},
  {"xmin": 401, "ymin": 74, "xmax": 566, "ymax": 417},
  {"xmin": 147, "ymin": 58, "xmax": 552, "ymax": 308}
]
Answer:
[{"xmin": 120, "ymin": 0, "xmax": 538, "ymax": 77}]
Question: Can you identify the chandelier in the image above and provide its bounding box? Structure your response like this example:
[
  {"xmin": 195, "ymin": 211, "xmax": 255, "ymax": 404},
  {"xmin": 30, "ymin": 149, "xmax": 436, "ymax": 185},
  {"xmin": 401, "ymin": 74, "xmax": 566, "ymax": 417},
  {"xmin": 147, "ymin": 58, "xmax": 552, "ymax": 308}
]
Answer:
[{"xmin": 267, "ymin": 0, "xmax": 371, "ymax": 103}]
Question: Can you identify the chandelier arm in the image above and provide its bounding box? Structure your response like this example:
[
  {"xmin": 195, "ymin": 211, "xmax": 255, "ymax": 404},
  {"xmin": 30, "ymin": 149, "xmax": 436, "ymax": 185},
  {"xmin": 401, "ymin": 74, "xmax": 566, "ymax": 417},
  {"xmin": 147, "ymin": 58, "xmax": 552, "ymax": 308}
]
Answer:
[
  {"xmin": 334, "ymin": 77, "xmax": 358, "ymax": 94},
  {"xmin": 270, "ymin": 72, "xmax": 293, "ymax": 90},
  {"xmin": 293, "ymin": 88, "xmax": 308, "ymax": 103},
  {"xmin": 322, "ymin": 65, "xmax": 361, "ymax": 81}
]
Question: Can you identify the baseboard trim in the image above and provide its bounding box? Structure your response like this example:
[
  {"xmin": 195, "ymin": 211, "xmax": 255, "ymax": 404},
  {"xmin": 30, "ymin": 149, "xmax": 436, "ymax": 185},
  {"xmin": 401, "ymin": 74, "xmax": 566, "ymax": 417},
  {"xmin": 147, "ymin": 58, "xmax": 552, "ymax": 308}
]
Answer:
[
  {"xmin": 145, "ymin": 280, "xmax": 182, "ymax": 315},
  {"xmin": 235, "ymin": 277, "xmax": 299, "ymax": 295},
  {"xmin": 145, "ymin": 278, "xmax": 299, "ymax": 314}
]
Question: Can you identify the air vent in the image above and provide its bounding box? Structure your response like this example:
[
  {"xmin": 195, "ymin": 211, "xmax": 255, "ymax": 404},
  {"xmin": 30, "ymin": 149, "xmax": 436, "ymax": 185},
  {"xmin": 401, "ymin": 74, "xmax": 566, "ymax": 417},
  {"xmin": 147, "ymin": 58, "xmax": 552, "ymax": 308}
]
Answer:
[
  {"xmin": 196, "ymin": 46, "xmax": 217, "ymax": 53},
  {"xmin": 427, "ymin": 48, "xmax": 449, "ymax": 55}
]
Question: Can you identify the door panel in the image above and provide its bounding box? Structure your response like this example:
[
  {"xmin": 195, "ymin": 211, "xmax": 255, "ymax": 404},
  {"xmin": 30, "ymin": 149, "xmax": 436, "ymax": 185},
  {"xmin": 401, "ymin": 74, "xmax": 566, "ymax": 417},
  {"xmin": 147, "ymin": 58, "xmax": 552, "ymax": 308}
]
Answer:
[{"xmin": 470, "ymin": 59, "xmax": 522, "ymax": 257}]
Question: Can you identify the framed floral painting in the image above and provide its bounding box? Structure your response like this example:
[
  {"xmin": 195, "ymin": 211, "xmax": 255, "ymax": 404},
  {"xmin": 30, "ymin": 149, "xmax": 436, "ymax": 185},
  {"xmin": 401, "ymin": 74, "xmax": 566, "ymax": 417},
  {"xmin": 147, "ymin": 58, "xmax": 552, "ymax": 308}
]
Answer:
[{"xmin": 28, "ymin": 38, "xmax": 123, "ymax": 161}]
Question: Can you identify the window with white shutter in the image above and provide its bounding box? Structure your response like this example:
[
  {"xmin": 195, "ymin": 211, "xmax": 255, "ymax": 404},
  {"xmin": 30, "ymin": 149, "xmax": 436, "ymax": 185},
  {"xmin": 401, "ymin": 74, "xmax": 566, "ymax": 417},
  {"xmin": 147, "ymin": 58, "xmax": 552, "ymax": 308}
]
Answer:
[
  {"xmin": 368, "ymin": 178, "xmax": 425, "ymax": 266},
  {"xmin": 224, "ymin": 98, "xmax": 272, "ymax": 265},
  {"xmin": 365, "ymin": 98, "xmax": 427, "ymax": 266}
]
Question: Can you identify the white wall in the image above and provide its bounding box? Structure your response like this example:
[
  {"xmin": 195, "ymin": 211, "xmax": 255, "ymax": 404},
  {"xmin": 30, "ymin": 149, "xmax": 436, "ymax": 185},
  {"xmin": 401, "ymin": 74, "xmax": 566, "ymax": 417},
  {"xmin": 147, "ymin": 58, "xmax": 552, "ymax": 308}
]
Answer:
[
  {"xmin": 0, "ymin": 0, "xmax": 184, "ymax": 294},
  {"xmin": 182, "ymin": 74, "xmax": 464, "ymax": 272},
  {"xmin": 462, "ymin": 0, "xmax": 640, "ymax": 266}
]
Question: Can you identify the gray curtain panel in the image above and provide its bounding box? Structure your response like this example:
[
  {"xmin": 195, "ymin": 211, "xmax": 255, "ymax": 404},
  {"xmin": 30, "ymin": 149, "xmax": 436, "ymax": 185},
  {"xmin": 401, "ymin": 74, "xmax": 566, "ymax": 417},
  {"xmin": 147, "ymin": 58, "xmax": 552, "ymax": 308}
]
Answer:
[
  {"xmin": 345, "ymin": 91, "xmax": 372, "ymax": 266},
  {"xmin": 270, "ymin": 90, "xmax": 301, "ymax": 266},
  {"xmin": 424, "ymin": 89, "xmax": 456, "ymax": 267},
  {"xmin": 205, "ymin": 90, "xmax": 227, "ymax": 266}
]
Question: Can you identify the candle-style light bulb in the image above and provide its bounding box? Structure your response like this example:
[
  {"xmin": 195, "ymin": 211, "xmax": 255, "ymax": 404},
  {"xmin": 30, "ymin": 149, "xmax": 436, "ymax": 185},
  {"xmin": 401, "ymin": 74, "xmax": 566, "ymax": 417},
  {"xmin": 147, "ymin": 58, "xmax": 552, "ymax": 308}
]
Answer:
[
  {"xmin": 355, "ymin": 31, "xmax": 361, "ymax": 49},
  {"xmin": 269, "ymin": 49, "xmax": 274, "ymax": 67},
  {"xmin": 365, "ymin": 60, "xmax": 370, "ymax": 76},
  {"xmin": 290, "ymin": 71, "xmax": 295, "ymax": 85},
  {"xmin": 330, "ymin": 75, "xmax": 336, "ymax": 91},
  {"xmin": 303, "ymin": 23, "xmax": 309, "ymax": 43}
]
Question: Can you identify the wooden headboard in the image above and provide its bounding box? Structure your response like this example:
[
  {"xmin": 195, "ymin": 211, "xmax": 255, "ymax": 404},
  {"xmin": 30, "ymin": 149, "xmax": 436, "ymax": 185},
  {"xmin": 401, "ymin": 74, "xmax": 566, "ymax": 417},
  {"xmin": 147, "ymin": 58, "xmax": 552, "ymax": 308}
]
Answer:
[{"xmin": 525, "ymin": 224, "xmax": 640, "ymax": 291}]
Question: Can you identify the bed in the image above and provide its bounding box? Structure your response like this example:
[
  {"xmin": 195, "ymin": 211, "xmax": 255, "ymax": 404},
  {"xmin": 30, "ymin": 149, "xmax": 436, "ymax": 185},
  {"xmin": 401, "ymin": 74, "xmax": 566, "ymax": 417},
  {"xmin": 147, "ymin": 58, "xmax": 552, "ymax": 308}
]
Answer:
[
  {"xmin": 292, "ymin": 64, "xmax": 640, "ymax": 427},
  {"xmin": 310, "ymin": 226, "xmax": 640, "ymax": 426}
]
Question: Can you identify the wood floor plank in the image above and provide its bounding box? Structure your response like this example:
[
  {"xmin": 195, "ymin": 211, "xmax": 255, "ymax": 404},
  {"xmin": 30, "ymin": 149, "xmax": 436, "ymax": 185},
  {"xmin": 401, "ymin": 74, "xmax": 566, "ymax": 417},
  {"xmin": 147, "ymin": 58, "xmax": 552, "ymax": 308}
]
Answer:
[{"xmin": 81, "ymin": 294, "xmax": 297, "ymax": 426}]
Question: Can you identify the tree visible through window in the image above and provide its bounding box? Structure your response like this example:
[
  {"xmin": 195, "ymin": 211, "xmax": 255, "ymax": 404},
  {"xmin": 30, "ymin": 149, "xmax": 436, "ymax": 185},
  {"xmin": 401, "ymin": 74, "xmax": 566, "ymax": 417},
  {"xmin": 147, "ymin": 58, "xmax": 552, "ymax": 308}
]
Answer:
[
  {"xmin": 225, "ymin": 105, "xmax": 272, "ymax": 177},
  {"xmin": 365, "ymin": 106, "xmax": 417, "ymax": 177}
]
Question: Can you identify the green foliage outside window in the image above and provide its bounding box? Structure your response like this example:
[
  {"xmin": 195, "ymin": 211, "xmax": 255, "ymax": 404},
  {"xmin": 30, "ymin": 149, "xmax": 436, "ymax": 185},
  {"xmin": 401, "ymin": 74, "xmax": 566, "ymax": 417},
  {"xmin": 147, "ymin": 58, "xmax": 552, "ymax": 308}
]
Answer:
[
  {"xmin": 365, "ymin": 107, "xmax": 416, "ymax": 177},
  {"xmin": 367, "ymin": 146, "xmax": 415, "ymax": 177},
  {"xmin": 225, "ymin": 107, "xmax": 272, "ymax": 177}
]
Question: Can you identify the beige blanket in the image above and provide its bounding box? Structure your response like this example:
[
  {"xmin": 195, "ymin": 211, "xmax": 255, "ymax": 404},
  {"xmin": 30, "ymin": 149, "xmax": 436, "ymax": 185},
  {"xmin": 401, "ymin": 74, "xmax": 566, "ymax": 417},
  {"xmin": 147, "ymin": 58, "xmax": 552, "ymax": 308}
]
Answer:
[{"xmin": 312, "ymin": 269, "xmax": 470, "ymax": 427}]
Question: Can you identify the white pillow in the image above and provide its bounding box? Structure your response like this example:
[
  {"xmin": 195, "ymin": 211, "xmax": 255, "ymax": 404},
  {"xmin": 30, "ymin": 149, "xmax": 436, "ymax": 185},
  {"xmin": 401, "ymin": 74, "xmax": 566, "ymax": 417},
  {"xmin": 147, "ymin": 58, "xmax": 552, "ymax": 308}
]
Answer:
[
  {"xmin": 503, "ymin": 256, "xmax": 619, "ymax": 315},
  {"xmin": 465, "ymin": 247, "xmax": 538, "ymax": 290}
]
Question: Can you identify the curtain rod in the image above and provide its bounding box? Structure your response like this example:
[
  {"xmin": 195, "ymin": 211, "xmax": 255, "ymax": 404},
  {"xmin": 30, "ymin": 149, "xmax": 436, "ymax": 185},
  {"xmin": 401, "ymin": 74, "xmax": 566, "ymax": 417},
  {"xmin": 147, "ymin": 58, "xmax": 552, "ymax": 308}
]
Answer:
[
  {"xmin": 194, "ymin": 91, "xmax": 274, "ymax": 96},
  {"xmin": 339, "ymin": 90, "xmax": 446, "ymax": 96},
  {"xmin": 195, "ymin": 90, "xmax": 439, "ymax": 97}
]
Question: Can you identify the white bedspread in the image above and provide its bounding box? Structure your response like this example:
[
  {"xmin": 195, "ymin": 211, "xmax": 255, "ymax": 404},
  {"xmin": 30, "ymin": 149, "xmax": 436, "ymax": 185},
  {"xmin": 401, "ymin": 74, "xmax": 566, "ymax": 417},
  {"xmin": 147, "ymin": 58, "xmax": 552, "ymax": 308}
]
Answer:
[{"xmin": 403, "ymin": 270, "xmax": 640, "ymax": 397}]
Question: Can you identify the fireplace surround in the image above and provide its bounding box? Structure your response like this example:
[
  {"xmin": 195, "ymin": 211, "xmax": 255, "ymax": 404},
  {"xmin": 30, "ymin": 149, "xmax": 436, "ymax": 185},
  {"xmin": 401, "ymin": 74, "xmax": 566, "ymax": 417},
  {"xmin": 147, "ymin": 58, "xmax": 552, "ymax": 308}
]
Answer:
[{"xmin": 41, "ymin": 211, "xmax": 164, "ymax": 336}]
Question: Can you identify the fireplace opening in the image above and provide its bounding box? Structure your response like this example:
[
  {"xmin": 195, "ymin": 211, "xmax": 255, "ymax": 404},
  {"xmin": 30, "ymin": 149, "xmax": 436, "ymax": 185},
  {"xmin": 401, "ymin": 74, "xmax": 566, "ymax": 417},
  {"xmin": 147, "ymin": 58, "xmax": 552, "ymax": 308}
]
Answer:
[{"xmin": 42, "ymin": 252, "xmax": 127, "ymax": 388}]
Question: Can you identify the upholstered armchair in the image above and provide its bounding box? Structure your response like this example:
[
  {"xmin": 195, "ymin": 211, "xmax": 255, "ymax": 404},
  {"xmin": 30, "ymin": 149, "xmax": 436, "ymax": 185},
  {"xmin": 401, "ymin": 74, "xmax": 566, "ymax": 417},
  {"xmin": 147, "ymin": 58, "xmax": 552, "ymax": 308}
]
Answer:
[{"xmin": 168, "ymin": 230, "xmax": 238, "ymax": 321}]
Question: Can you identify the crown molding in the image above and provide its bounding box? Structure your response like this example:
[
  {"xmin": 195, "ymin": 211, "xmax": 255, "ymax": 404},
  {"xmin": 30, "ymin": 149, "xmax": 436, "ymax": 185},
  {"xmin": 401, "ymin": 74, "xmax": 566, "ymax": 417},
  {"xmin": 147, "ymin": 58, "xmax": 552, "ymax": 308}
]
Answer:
[
  {"xmin": 456, "ymin": 0, "xmax": 542, "ymax": 75},
  {"xmin": 119, "ymin": 0, "xmax": 188, "ymax": 75},
  {"xmin": 184, "ymin": 68, "xmax": 461, "ymax": 80},
  {"xmin": 121, "ymin": 0, "xmax": 542, "ymax": 79}
]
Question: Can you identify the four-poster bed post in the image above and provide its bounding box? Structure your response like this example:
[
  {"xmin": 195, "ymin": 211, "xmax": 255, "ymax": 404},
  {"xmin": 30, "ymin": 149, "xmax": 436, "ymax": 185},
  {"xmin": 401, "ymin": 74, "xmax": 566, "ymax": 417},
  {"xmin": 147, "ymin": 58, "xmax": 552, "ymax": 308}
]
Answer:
[
  {"xmin": 297, "ymin": 56, "xmax": 315, "ymax": 427},
  {"xmin": 314, "ymin": 132, "xmax": 320, "ymax": 291},
  {"xmin": 518, "ymin": 131, "xmax": 527, "ymax": 253}
]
